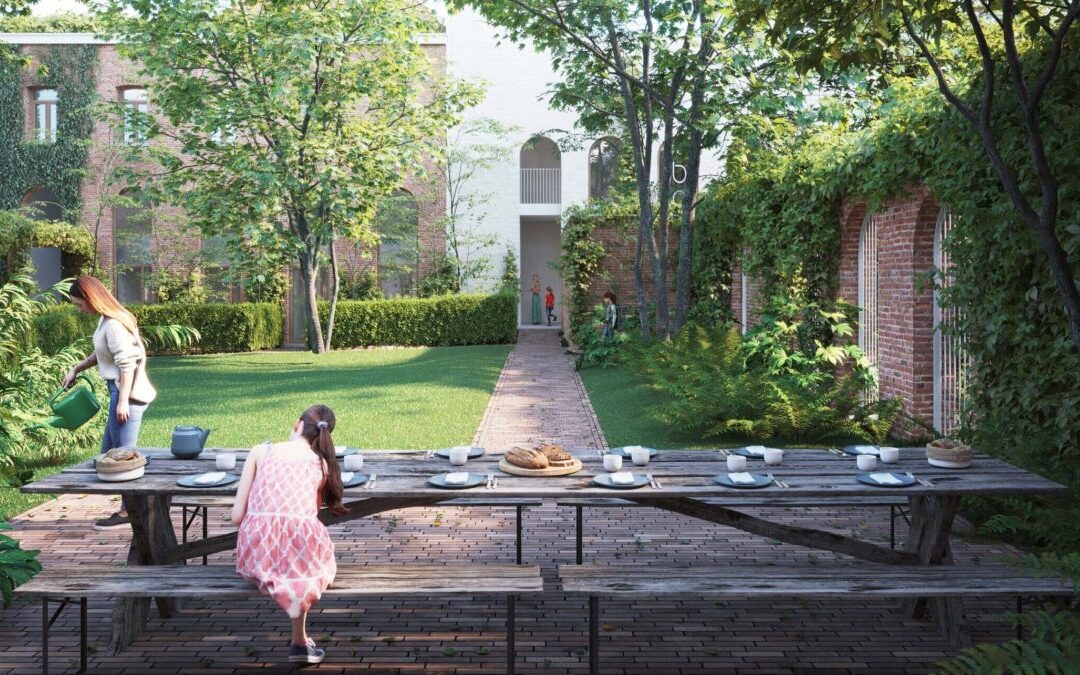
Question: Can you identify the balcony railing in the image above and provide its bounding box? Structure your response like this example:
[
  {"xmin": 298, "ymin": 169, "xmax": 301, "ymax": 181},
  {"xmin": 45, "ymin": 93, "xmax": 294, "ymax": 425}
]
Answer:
[{"xmin": 520, "ymin": 168, "xmax": 561, "ymax": 204}]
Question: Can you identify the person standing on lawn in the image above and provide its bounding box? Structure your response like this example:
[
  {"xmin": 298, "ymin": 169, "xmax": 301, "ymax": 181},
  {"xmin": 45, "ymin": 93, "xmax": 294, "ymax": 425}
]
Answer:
[
  {"xmin": 233, "ymin": 404, "xmax": 343, "ymax": 665},
  {"xmin": 62, "ymin": 275, "xmax": 156, "ymax": 530},
  {"xmin": 601, "ymin": 291, "xmax": 618, "ymax": 340},
  {"xmin": 544, "ymin": 286, "xmax": 556, "ymax": 326}
]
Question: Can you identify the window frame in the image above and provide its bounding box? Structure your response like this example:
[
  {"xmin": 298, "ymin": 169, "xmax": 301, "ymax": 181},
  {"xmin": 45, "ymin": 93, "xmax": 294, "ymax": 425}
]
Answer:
[{"xmin": 32, "ymin": 88, "xmax": 59, "ymax": 143}]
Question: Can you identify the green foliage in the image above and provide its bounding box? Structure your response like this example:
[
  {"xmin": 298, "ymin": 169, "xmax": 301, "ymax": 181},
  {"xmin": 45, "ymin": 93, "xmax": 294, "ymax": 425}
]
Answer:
[
  {"xmin": 498, "ymin": 248, "xmax": 519, "ymax": 295},
  {"xmin": 0, "ymin": 521, "xmax": 40, "ymax": 609},
  {"xmin": 635, "ymin": 291, "xmax": 900, "ymax": 444},
  {"xmin": 320, "ymin": 292, "xmax": 517, "ymax": 348},
  {"xmin": 558, "ymin": 199, "xmax": 636, "ymax": 346},
  {"xmin": 0, "ymin": 44, "xmax": 97, "ymax": 215},
  {"xmin": 150, "ymin": 267, "xmax": 209, "ymax": 305},
  {"xmin": 0, "ymin": 209, "xmax": 95, "ymax": 282},
  {"xmin": 0, "ymin": 12, "xmax": 101, "ymax": 33},
  {"xmin": 339, "ymin": 269, "xmax": 382, "ymax": 301},
  {"xmin": 416, "ymin": 257, "xmax": 460, "ymax": 298},
  {"xmin": 573, "ymin": 304, "xmax": 634, "ymax": 370},
  {"xmin": 31, "ymin": 303, "xmax": 279, "ymax": 355}
]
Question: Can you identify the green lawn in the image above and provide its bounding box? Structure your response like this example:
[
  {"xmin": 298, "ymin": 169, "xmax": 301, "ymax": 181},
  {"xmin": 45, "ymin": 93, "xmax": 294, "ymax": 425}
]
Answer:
[
  {"xmin": 2, "ymin": 345, "xmax": 511, "ymax": 520},
  {"xmin": 579, "ymin": 365, "xmax": 719, "ymax": 449}
]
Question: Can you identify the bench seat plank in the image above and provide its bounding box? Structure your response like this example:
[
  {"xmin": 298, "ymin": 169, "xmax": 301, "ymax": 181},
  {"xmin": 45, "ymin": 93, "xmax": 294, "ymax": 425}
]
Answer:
[
  {"xmin": 558, "ymin": 564, "xmax": 1074, "ymax": 598},
  {"xmin": 172, "ymin": 497, "xmax": 544, "ymax": 508},
  {"xmin": 17, "ymin": 564, "xmax": 544, "ymax": 599},
  {"xmin": 557, "ymin": 496, "xmax": 908, "ymax": 507}
]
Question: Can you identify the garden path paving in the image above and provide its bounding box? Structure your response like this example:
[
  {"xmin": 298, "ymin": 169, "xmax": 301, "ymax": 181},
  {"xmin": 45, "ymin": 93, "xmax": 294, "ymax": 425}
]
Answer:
[{"xmin": 1, "ymin": 330, "xmax": 1025, "ymax": 673}]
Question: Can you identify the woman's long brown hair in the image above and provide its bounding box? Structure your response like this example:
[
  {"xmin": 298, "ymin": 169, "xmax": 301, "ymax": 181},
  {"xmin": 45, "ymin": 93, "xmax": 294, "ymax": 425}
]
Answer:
[
  {"xmin": 299, "ymin": 404, "xmax": 347, "ymax": 515},
  {"xmin": 70, "ymin": 276, "xmax": 139, "ymax": 336}
]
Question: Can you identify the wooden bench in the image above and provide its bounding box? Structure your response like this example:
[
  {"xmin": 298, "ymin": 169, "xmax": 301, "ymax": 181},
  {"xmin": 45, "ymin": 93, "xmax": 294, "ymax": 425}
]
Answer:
[
  {"xmin": 558, "ymin": 496, "xmax": 911, "ymax": 562},
  {"xmin": 17, "ymin": 563, "xmax": 543, "ymax": 674},
  {"xmin": 173, "ymin": 497, "xmax": 544, "ymax": 564},
  {"xmin": 558, "ymin": 563, "xmax": 1076, "ymax": 674}
]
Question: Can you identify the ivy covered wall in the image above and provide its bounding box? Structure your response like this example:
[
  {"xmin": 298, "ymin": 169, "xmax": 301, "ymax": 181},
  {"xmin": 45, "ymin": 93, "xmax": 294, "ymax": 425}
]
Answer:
[{"xmin": 0, "ymin": 43, "xmax": 98, "ymax": 218}]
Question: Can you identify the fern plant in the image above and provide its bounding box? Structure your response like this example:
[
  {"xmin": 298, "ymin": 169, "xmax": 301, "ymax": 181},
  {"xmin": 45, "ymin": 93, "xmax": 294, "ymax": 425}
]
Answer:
[{"xmin": 0, "ymin": 522, "xmax": 40, "ymax": 609}]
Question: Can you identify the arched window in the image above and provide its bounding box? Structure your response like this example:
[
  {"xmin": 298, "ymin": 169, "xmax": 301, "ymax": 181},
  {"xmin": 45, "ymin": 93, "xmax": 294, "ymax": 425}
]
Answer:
[
  {"xmin": 933, "ymin": 208, "xmax": 970, "ymax": 434},
  {"xmin": 114, "ymin": 190, "xmax": 153, "ymax": 303},
  {"xmin": 519, "ymin": 136, "xmax": 561, "ymax": 204},
  {"xmin": 376, "ymin": 189, "xmax": 419, "ymax": 297},
  {"xmin": 21, "ymin": 187, "xmax": 63, "ymax": 221},
  {"xmin": 858, "ymin": 213, "xmax": 880, "ymax": 400},
  {"xmin": 588, "ymin": 137, "xmax": 620, "ymax": 200}
]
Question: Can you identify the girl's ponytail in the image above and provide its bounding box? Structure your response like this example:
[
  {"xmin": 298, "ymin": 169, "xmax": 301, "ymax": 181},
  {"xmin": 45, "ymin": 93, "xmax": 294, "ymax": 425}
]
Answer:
[{"xmin": 299, "ymin": 405, "xmax": 346, "ymax": 515}]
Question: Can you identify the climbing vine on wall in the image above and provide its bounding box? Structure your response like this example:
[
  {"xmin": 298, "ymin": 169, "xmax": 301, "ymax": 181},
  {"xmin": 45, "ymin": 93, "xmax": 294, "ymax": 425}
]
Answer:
[{"xmin": 0, "ymin": 44, "xmax": 98, "ymax": 218}]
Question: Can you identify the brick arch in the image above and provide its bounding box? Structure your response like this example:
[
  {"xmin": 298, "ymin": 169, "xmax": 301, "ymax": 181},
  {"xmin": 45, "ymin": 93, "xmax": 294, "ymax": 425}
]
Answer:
[
  {"xmin": 837, "ymin": 198, "xmax": 868, "ymax": 307},
  {"xmin": 909, "ymin": 188, "xmax": 941, "ymax": 425}
]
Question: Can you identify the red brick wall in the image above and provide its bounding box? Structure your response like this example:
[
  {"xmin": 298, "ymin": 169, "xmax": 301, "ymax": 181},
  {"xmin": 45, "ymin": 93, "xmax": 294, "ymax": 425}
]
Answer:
[
  {"xmin": 585, "ymin": 223, "xmax": 677, "ymax": 321},
  {"xmin": 839, "ymin": 187, "xmax": 939, "ymax": 430}
]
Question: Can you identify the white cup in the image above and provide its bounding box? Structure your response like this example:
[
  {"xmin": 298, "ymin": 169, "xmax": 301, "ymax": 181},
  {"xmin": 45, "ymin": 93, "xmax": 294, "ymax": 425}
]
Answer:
[
  {"xmin": 857, "ymin": 454, "xmax": 877, "ymax": 471},
  {"xmin": 603, "ymin": 454, "xmax": 623, "ymax": 472},
  {"xmin": 215, "ymin": 452, "xmax": 236, "ymax": 471},
  {"xmin": 763, "ymin": 448, "xmax": 784, "ymax": 466},
  {"xmin": 726, "ymin": 455, "xmax": 747, "ymax": 472},
  {"xmin": 879, "ymin": 447, "xmax": 899, "ymax": 464},
  {"xmin": 449, "ymin": 447, "xmax": 469, "ymax": 466},
  {"xmin": 630, "ymin": 447, "xmax": 651, "ymax": 466},
  {"xmin": 344, "ymin": 454, "xmax": 364, "ymax": 472}
]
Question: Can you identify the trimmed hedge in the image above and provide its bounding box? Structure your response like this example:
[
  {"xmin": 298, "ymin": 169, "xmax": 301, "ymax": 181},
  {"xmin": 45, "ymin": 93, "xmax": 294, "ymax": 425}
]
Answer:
[
  {"xmin": 320, "ymin": 292, "xmax": 517, "ymax": 348},
  {"xmin": 32, "ymin": 302, "xmax": 283, "ymax": 355}
]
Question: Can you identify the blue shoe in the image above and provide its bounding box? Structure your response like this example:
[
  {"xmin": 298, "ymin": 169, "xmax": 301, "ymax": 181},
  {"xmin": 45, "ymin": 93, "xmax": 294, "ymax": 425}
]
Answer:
[{"xmin": 288, "ymin": 638, "xmax": 325, "ymax": 665}]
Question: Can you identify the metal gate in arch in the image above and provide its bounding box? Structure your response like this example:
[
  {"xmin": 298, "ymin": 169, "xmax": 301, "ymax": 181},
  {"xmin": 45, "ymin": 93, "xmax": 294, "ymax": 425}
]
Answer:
[{"xmin": 932, "ymin": 208, "xmax": 970, "ymax": 436}]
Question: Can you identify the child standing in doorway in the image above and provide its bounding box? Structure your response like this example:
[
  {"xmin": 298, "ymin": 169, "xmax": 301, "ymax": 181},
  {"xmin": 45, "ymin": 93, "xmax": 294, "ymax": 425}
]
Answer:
[{"xmin": 545, "ymin": 286, "xmax": 556, "ymax": 326}]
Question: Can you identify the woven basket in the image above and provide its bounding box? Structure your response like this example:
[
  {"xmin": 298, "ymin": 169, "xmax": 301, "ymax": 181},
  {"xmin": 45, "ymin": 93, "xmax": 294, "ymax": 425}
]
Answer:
[
  {"xmin": 95, "ymin": 448, "xmax": 147, "ymax": 474},
  {"xmin": 926, "ymin": 440, "xmax": 973, "ymax": 463}
]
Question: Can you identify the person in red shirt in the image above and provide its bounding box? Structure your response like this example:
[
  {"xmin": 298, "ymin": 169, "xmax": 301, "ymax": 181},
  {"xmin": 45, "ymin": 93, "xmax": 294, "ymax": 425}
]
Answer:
[{"xmin": 544, "ymin": 286, "xmax": 556, "ymax": 326}]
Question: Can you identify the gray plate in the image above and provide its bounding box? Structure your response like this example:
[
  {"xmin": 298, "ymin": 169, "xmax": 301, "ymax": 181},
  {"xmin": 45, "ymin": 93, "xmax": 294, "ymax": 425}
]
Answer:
[
  {"xmin": 176, "ymin": 473, "xmax": 239, "ymax": 488},
  {"xmin": 856, "ymin": 472, "xmax": 917, "ymax": 488},
  {"xmin": 433, "ymin": 447, "xmax": 485, "ymax": 459},
  {"xmin": 731, "ymin": 447, "xmax": 773, "ymax": 459},
  {"xmin": 607, "ymin": 447, "xmax": 658, "ymax": 459},
  {"xmin": 842, "ymin": 445, "xmax": 880, "ymax": 456},
  {"xmin": 335, "ymin": 447, "xmax": 358, "ymax": 457},
  {"xmin": 713, "ymin": 473, "xmax": 773, "ymax": 489},
  {"xmin": 592, "ymin": 473, "xmax": 651, "ymax": 489},
  {"xmin": 427, "ymin": 473, "xmax": 487, "ymax": 489},
  {"xmin": 340, "ymin": 472, "xmax": 369, "ymax": 488}
]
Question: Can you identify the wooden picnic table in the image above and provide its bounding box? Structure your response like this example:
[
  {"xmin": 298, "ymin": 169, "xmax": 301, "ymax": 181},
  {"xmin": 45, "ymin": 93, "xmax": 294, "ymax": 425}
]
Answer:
[{"xmin": 22, "ymin": 446, "xmax": 1068, "ymax": 652}]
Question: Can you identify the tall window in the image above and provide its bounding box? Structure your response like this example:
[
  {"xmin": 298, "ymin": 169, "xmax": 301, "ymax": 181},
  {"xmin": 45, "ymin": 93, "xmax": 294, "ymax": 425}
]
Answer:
[
  {"xmin": 34, "ymin": 89, "xmax": 58, "ymax": 143},
  {"xmin": 114, "ymin": 192, "xmax": 153, "ymax": 303},
  {"xmin": 121, "ymin": 88, "xmax": 148, "ymax": 145},
  {"xmin": 376, "ymin": 190, "xmax": 419, "ymax": 297},
  {"xmin": 588, "ymin": 137, "xmax": 620, "ymax": 200},
  {"xmin": 933, "ymin": 208, "xmax": 970, "ymax": 435},
  {"xmin": 857, "ymin": 213, "xmax": 881, "ymax": 400}
]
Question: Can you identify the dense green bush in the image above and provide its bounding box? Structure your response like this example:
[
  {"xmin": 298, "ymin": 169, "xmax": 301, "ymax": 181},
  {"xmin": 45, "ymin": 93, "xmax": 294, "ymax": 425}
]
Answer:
[
  {"xmin": 320, "ymin": 291, "xmax": 516, "ymax": 348},
  {"xmin": 32, "ymin": 302, "xmax": 282, "ymax": 354}
]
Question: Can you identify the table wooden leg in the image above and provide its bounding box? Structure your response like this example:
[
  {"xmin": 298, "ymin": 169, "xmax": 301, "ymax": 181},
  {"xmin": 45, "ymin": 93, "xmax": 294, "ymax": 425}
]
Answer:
[
  {"xmin": 109, "ymin": 494, "xmax": 181, "ymax": 654},
  {"xmin": 903, "ymin": 495, "xmax": 963, "ymax": 645}
]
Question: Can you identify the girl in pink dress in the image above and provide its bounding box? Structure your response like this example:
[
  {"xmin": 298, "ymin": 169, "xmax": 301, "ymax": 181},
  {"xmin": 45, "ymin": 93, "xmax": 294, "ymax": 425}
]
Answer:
[{"xmin": 233, "ymin": 404, "xmax": 347, "ymax": 665}]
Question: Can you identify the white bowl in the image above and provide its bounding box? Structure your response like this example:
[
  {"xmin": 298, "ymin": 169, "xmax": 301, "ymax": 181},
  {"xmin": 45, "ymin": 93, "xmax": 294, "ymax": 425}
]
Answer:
[
  {"xmin": 97, "ymin": 466, "xmax": 145, "ymax": 482},
  {"xmin": 927, "ymin": 457, "xmax": 972, "ymax": 469}
]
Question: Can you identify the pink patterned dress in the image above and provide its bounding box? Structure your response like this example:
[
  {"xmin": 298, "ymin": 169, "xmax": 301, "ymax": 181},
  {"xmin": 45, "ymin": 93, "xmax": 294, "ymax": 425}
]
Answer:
[{"xmin": 235, "ymin": 444, "xmax": 336, "ymax": 618}]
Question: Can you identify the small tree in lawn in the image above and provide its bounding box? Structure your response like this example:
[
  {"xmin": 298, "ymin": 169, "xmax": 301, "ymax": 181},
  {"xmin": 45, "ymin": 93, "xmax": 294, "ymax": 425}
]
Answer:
[{"xmin": 98, "ymin": 0, "xmax": 478, "ymax": 352}]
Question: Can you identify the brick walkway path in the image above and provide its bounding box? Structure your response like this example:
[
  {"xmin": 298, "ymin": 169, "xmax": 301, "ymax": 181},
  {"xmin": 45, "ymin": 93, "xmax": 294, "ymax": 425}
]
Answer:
[{"xmin": 1, "ymin": 330, "xmax": 1021, "ymax": 673}]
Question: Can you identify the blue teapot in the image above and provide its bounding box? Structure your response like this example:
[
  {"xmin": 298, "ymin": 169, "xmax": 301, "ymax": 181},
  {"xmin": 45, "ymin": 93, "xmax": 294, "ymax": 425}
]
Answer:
[{"xmin": 171, "ymin": 425, "xmax": 211, "ymax": 459}]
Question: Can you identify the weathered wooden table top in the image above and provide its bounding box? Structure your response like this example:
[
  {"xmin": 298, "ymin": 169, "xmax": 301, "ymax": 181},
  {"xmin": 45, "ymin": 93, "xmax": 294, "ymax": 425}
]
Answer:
[{"xmin": 22, "ymin": 446, "xmax": 1068, "ymax": 501}]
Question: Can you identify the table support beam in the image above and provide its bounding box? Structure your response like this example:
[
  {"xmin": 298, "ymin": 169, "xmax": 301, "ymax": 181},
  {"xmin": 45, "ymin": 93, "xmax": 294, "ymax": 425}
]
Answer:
[
  {"xmin": 641, "ymin": 497, "xmax": 920, "ymax": 565},
  {"xmin": 903, "ymin": 495, "xmax": 964, "ymax": 646}
]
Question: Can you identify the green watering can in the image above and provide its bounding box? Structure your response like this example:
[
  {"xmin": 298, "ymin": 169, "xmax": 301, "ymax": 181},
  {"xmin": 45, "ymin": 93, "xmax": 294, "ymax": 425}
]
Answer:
[{"xmin": 44, "ymin": 375, "xmax": 101, "ymax": 430}]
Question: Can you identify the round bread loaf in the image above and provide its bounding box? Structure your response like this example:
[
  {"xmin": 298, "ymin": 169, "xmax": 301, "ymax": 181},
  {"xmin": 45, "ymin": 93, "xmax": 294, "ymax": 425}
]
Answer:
[
  {"xmin": 506, "ymin": 446, "xmax": 548, "ymax": 470},
  {"xmin": 538, "ymin": 443, "xmax": 571, "ymax": 462}
]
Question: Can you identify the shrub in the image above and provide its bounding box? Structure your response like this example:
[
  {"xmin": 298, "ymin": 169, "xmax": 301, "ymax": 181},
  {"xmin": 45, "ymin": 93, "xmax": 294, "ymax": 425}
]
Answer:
[
  {"xmin": 31, "ymin": 302, "xmax": 283, "ymax": 355},
  {"xmin": 339, "ymin": 270, "xmax": 382, "ymax": 301},
  {"xmin": 321, "ymin": 291, "xmax": 516, "ymax": 348}
]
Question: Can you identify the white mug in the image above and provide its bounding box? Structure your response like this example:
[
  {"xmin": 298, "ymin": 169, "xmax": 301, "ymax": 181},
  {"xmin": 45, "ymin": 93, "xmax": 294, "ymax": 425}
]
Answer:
[
  {"xmin": 630, "ymin": 447, "xmax": 651, "ymax": 466},
  {"xmin": 449, "ymin": 447, "xmax": 469, "ymax": 466},
  {"xmin": 215, "ymin": 452, "xmax": 236, "ymax": 471},
  {"xmin": 344, "ymin": 454, "xmax": 364, "ymax": 472},
  {"xmin": 857, "ymin": 454, "xmax": 877, "ymax": 471},
  {"xmin": 603, "ymin": 454, "xmax": 623, "ymax": 472},
  {"xmin": 879, "ymin": 447, "xmax": 900, "ymax": 464},
  {"xmin": 726, "ymin": 455, "xmax": 747, "ymax": 472},
  {"xmin": 763, "ymin": 449, "xmax": 784, "ymax": 466}
]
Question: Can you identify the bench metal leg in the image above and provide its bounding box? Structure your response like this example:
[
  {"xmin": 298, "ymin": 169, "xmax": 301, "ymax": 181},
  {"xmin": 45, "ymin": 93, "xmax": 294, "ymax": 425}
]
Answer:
[
  {"xmin": 41, "ymin": 597, "xmax": 47, "ymax": 675},
  {"xmin": 41, "ymin": 597, "xmax": 87, "ymax": 674},
  {"xmin": 80, "ymin": 598, "xmax": 87, "ymax": 673},
  {"xmin": 588, "ymin": 595, "xmax": 599, "ymax": 675},
  {"xmin": 202, "ymin": 507, "xmax": 209, "ymax": 565},
  {"xmin": 576, "ymin": 505, "xmax": 583, "ymax": 565},
  {"xmin": 890, "ymin": 506, "xmax": 896, "ymax": 550},
  {"xmin": 515, "ymin": 505, "xmax": 523, "ymax": 564},
  {"xmin": 1017, "ymin": 597, "xmax": 1024, "ymax": 641},
  {"xmin": 180, "ymin": 505, "xmax": 208, "ymax": 564},
  {"xmin": 506, "ymin": 595, "xmax": 516, "ymax": 675}
]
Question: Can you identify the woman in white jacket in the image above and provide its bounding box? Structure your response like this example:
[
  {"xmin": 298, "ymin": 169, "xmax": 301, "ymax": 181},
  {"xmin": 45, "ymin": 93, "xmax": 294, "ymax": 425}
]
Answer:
[{"xmin": 62, "ymin": 276, "xmax": 157, "ymax": 530}]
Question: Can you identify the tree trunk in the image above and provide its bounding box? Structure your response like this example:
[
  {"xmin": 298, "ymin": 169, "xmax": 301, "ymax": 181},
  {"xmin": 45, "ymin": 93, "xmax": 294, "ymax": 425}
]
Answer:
[
  {"xmin": 323, "ymin": 232, "xmax": 341, "ymax": 352},
  {"xmin": 298, "ymin": 248, "xmax": 325, "ymax": 354},
  {"xmin": 654, "ymin": 125, "xmax": 674, "ymax": 341}
]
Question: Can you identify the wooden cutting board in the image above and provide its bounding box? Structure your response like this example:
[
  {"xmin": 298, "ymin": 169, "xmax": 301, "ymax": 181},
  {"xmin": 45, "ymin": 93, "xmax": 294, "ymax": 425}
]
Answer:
[{"xmin": 498, "ymin": 457, "xmax": 583, "ymax": 476}]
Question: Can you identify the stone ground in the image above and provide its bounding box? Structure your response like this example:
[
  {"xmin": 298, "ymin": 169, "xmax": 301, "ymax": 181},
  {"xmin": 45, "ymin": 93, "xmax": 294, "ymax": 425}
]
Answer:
[{"xmin": 1, "ymin": 327, "xmax": 1022, "ymax": 674}]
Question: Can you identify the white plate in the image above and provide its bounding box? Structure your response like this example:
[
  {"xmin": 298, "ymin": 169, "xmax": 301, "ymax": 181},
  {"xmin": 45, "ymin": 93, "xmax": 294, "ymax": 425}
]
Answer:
[{"xmin": 928, "ymin": 457, "xmax": 971, "ymax": 469}]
